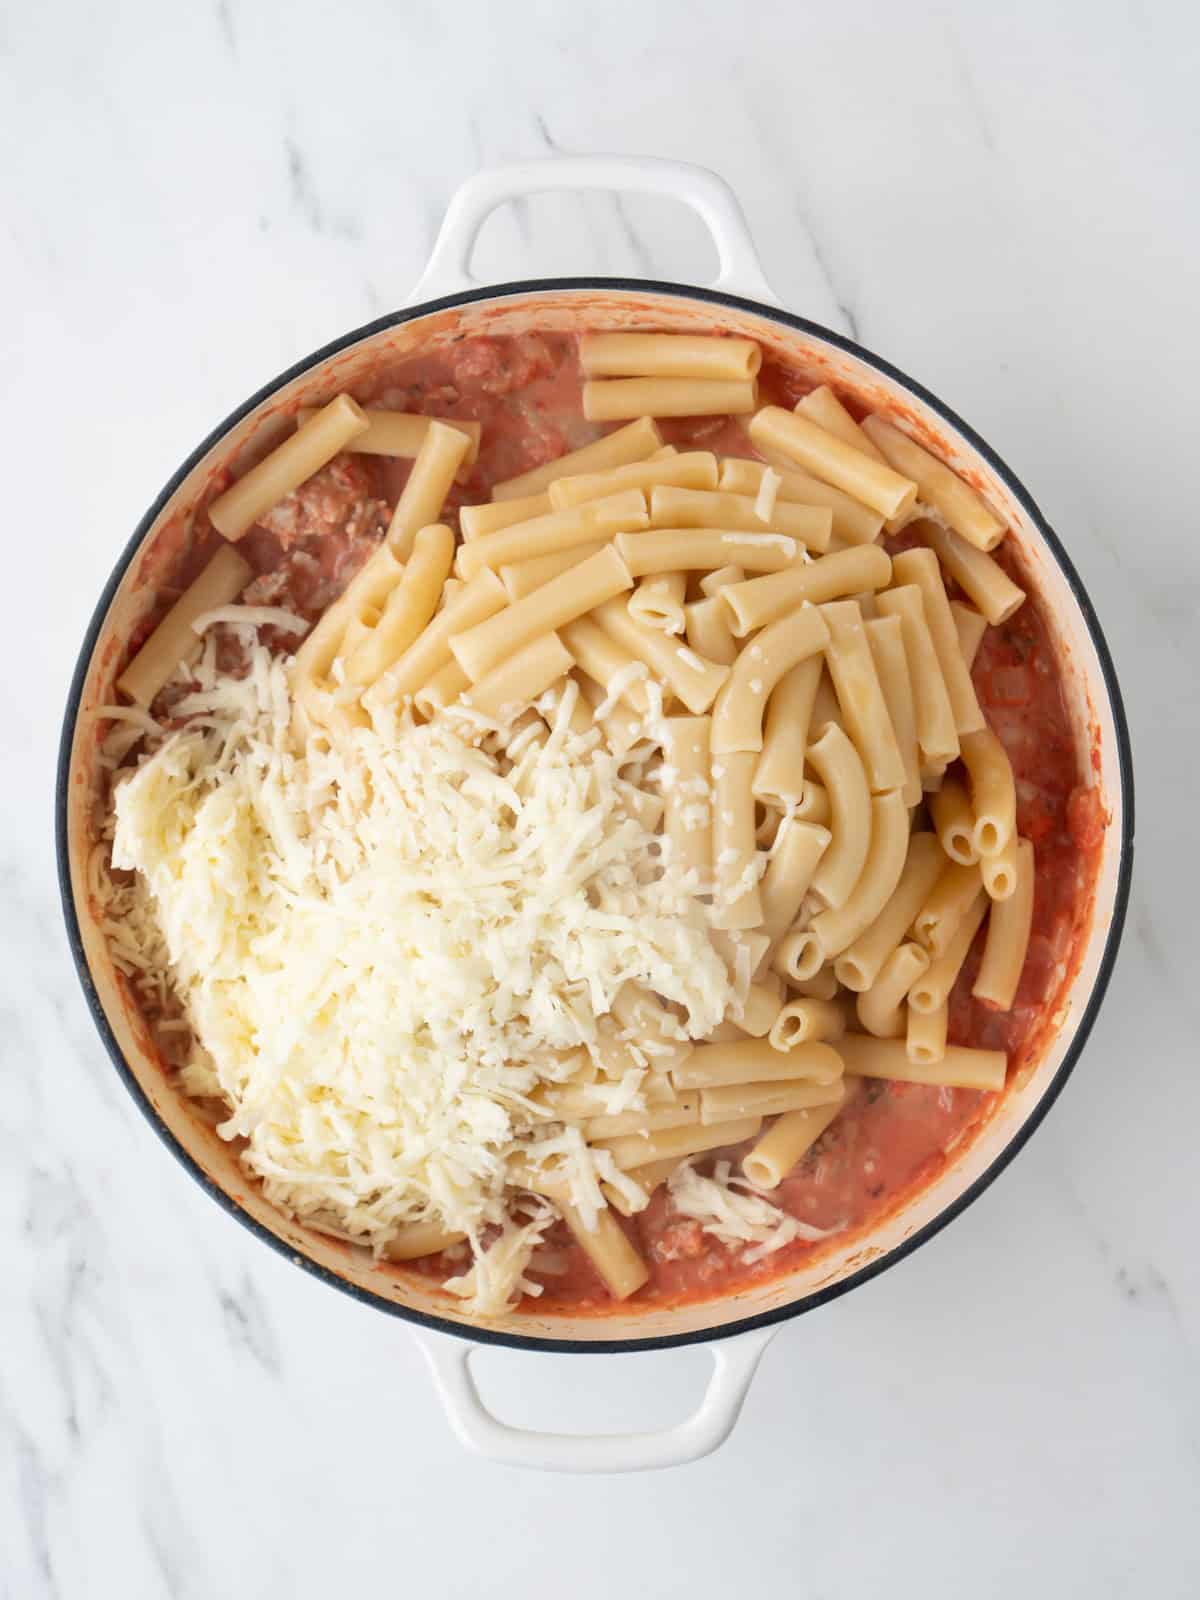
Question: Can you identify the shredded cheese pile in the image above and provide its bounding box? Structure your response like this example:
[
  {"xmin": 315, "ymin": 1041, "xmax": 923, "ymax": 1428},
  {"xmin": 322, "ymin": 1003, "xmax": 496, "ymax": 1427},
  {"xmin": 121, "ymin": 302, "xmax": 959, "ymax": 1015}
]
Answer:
[
  {"xmin": 107, "ymin": 647, "xmax": 735, "ymax": 1311},
  {"xmin": 668, "ymin": 1160, "xmax": 836, "ymax": 1264}
]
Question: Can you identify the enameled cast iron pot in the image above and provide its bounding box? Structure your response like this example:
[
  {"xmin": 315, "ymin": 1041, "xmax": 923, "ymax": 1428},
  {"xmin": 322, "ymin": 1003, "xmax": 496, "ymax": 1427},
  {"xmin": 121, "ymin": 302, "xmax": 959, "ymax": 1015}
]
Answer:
[{"xmin": 56, "ymin": 157, "xmax": 1134, "ymax": 1472}]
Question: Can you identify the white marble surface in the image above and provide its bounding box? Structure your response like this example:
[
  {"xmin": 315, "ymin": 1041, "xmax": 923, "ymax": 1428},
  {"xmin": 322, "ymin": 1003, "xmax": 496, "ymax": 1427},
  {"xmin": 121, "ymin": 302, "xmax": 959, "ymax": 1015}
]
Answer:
[{"xmin": 4, "ymin": 0, "xmax": 1198, "ymax": 1592}]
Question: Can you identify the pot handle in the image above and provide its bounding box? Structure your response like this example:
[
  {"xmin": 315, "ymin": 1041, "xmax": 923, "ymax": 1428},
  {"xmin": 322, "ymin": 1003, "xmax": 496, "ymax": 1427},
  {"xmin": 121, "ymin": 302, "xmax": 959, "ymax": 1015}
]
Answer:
[
  {"xmin": 406, "ymin": 155, "xmax": 780, "ymax": 307},
  {"xmin": 413, "ymin": 1323, "xmax": 777, "ymax": 1473}
]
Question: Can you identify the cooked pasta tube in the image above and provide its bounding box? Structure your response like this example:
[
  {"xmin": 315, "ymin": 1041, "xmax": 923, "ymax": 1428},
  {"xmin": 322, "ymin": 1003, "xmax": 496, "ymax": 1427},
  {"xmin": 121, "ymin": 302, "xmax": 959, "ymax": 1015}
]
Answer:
[
  {"xmin": 548, "ymin": 450, "xmax": 718, "ymax": 509},
  {"xmin": 649, "ymin": 486, "xmax": 832, "ymax": 551},
  {"xmin": 834, "ymin": 832, "xmax": 944, "ymax": 991},
  {"xmin": 584, "ymin": 378, "xmax": 757, "ymax": 421},
  {"xmin": 861, "ymin": 418, "xmax": 1006, "ymax": 552},
  {"xmin": 500, "ymin": 541, "xmax": 605, "ymax": 601},
  {"xmin": 909, "ymin": 892, "xmax": 988, "ymax": 1013},
  {"xmin": 718, "ymin": 456, "xmax": 884, "ymax": 546},
  {"xmin": 753, "ymin": 657, "xmax": 823, "ymax": 807},
  {"xmin": 491, "ymin": 416, "xmax": 662, "ymax": 500},
  {"xmin": 960, "ymin": 728, "xmax": 1017, "ymax": 857},
  {"xmin": 794, "ymin": 782, "xmax": 832, "ymax": 825},
  {"xmin": 297, "ymin": 409, "xmax": 481, "ymax": 467},
  {"xmin": 759, "ymin": 818, "xmax": 831, "ymax": 942},
  {"xmin": 736, "ymin": 982, "xmax": 785, "ymax": 1038},
  {"xmin": 807, "ymin": 723, "xmax": 872, "ymax": 909},
  {"xmin": 460, "ymin": 492, "xmax": 554, "ymax": 540},
  {"xmin": 951, "ymin": 601, "xmax": 989, "ymax": 669},
  {"xmin": 906, "ymin": 1003, "xmax": 948, "ymax": 1067},
  {"xmin": 596, "ymin": 1116, "xmax": 762, "ymax": 1170},
  {"xmin": 628, "ymin": 572, "xmax": 688, "ymax": 633},
  {"xmin": 616, "ymin": 1156, "xmax": 682, "ymax": 1204},
  {"xmin": 460, "ymin": 631, "xmax": 572, "ymax": 720},
  {"xmin": 710, "ymin": 603, "xmax": 830, "ymax": 755},
  {"xmin": 383, "ymin": 1220, "xmax": 469, "ymax": 1261},
  {"xmin": 711, "ymin": 751, "xmax": 764, "ymax": 930},
  {"xmin": 457, "ymin": 489, "xmax": 647, "ymax": 580},
  {"xmin": 557, "ymin": 1198, "xmax": 649, "ymax": 1299},
  {"xmin": 768, "ymin": 997, "xmax": 846, "ymax": 1051},
  {"xmin": 117, "ymin": 545, "xmax": 252, "ymax": 705},
  {"xmin": 559, "ymin": 615, "xmax": 651, "ymax": 713},
  {"xmin": 913, "ymin": 860, "xmax": 983, "ymax": 958},
  {"xmin": 812, "ymin": 790, "xmax": 910, "ymax": 960},
  {"xmin": 581, "ymin": 332, "xmax": 762, "ymax": 381},
  {"xmin": 748, "ymin": 406, "xmax": 918, "ymax": 520},
  {"xmin": 385, "ymin": 421, "xmax": 472, "ymax": 559},
  {"xmin": 875, "ymin": 584, "xmax": 960, "ymax": 769},
  {"xmin": 929, "ymin": 779, "xmax": 979, "ymax": 866},
  {"xmin": 890, "ymin": 548, "xmax": 985, "ymax": 737},
  {"xmin": 413, "ymin": 658, "xmax": 470, "ymax": 716},
  {"xmin": 774, "ymin": 926, "xmax": 824, "ymax": 984},
  {"xmin": 451, "ymin": 545, "xmax": 633, "ymax": 682},
  {"xmin": 794, "ymin": 386, "xmax": 888, "ymax": 460},
  {"xmin": 576, "ymin": 674, "xmax": 654, "ymax": 761},
  {"xmin": 610, "ymin": 985, "xmax": 692, "ymax": 1071},
  {"xmin": 590, "ymin": 596, "xmax": 729, "ymax": 714},
  {"xmin": 973, "ymin": 838, "xmax": 1034, "ymax": 1008},
  {"xmin": 660, "ymin": 715, "xmax": 712, "ymax": 881},
  {"xmin": 343, "ymin": 523, "xmax": 455, "ymax": 688},
  {"xmin": 788, "ymin": 964, "xmax": 840, "ymax": 1001},
  {"xmin": 819, "ymin": 600, "xmax": 906, "ymax": 793},
  {"xmin": 856, "ymin": 942, "xmax": 930, "ymax": 1038},
  {"xmin": 720, "ymin": 545, "xmax": 892, "ymax": 636},
  {"xmin": 617, "ymin": 527, "xmax": 799, "ymax": 576},
  {"xmin": 292, "ymin": 538, "xmax": 408, "ymax": 687},
  {"xmin": 582, "ymin": 1095, "xmax": 701, "ymax": 1140},
  {"xmin": 914, "ymin": 519, "xmax": 1024, "ymax": 624},
  {"xmin": 700, "ymin": 1077, "xmax": 842, "ymax": 1123},
  {"xmin": 864, "ymin": 615, "xmax": 921, "ymax": 807},
  {"xmin": 742, "ymin": 1085, "xmax": 848, "ymax": 1188},
  {"xmin": 364, "ymin": 567, "xmax": 508, "ymax": 710},
  {"xmin": 208, "ymin": 395, "xmax": 369, "ymax": 540},
  {"xmin": 980, "ymin": 830, "xmax": 1020, "ymax": 902},
  {"xmin": 836, "ymin": 1034, "xmax": 1006, "ymax": 1092},
  {"xmin": 700, "ymin": 564, "xmax": 745, "ymax": 597},
  {"xmin": 685, "ymin": 596, "xmax": 738, "ymax": 665}
]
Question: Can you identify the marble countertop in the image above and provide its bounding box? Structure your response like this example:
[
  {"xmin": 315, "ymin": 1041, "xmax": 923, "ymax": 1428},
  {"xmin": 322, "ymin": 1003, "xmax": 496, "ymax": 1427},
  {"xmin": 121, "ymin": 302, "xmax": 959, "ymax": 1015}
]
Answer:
[{"xmin": 5, "ymin": 0, "xmax": 1198, "ymax": 1593}]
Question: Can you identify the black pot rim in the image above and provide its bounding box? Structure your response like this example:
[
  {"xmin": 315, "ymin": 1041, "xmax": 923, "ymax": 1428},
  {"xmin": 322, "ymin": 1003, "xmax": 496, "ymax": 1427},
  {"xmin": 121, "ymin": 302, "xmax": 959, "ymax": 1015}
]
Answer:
[{"xmin": 55, "ymin": 276, "xmax": 1136, "ymax": 1355}]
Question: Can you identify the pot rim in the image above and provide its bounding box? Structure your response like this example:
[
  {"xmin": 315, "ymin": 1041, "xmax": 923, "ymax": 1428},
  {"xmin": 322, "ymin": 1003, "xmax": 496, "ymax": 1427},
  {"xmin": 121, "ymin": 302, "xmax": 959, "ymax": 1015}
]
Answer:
[{"xmin": 55, "ymin": 276, "xmax": 1136, "ymax": 1354}]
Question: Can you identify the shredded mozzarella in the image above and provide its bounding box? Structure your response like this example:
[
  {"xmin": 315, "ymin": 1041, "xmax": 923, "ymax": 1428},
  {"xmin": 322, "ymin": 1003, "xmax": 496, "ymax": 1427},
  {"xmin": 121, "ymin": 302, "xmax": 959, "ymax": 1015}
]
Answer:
[
  {"xmin": 668, "ymin": 1160, "xmax": 839, "ymax": 1263},
  {"xmin": 107, "ymin": 646, "xmax": 735, "ymax": 1312}
]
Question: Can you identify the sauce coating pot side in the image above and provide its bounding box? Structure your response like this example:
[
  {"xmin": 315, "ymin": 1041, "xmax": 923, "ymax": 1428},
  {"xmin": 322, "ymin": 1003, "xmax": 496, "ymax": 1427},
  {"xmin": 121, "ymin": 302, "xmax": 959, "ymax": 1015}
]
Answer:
[{"xmin": 56, "ymin": 158, "xmax": 1133, "ymax": 1471}]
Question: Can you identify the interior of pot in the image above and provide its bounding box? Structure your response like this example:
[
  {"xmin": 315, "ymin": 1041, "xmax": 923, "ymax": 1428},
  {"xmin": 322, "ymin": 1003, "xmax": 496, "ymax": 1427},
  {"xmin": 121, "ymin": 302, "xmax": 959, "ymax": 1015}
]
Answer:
[{"xmin": 62, "ymin": 286, "xmax": 1129, "ymax": 1346}]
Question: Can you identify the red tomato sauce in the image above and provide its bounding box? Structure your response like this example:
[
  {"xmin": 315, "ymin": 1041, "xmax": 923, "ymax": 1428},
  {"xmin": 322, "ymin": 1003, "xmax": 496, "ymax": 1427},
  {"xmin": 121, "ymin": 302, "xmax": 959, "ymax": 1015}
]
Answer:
[{"xmin": 116, "ymin": 334, "xmax": 1104, "ymax": 1317}]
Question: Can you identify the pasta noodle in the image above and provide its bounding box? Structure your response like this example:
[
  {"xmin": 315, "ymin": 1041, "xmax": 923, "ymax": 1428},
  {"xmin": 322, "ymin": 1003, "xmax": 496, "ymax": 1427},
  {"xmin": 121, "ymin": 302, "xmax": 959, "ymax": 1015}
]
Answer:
[
  {"xmin": 460, "ymin": 492, "xmax": 552, "ymax": 540},
  {"xmin": 718, "ymin": 456, "xmax": 884, "ymax": 546},
  {"xmin": 929, "ymin": 778, "xmax": 979, "ymax": 866},
  {"xmin": 951, "ymin": 601, "xmax": 989, "ymax": 669},
  {"xmin": 117, "ymin": 545, "xmax": 252, "ymax": 705},
  {"xmin": 906, "ymin": 1002, "xmax": 948, "ymax": 1067},
  {"xmin": 741, "ymin": 1086, "xmax": 848, "ymax": 1188},
  {"xmin": 649, "ymin": 486, "xmax": 832, "ymax": 551},
  {"xmin": 457, "ymin": 489, "xmax": 648, "ymax": 579},
  {"xmin": 548, "ymin": 450, "xmax": 717, "ymax": 511},
  {"xmin": 580, "ymin": 332, "xmax": 762, "ymax": 381},
  {"xmin": 913, "ymin": 859, "xmax": 983, "ymax": 959},
  {"xmin": 711, "ymin": 751, "xmax": 764, "ymax": 930},
  {"xmin": 960, "ymin": 728, "xmax": 1017, "ymax": 857},
  {"xmin": 559, "ymin": 616, "xmax": 651, "ymax": 712},
  {"xmin": 720, "ymin": 545, "xmax": 892, "ymax": 636},
  {"xmin": 710, "ymin": 602, "xmax": 830, "ymax": 755},
  {"xmin": 836, "ymin": 1035, "xmax": 1006, "ymax": 1092},
  {"xmin": 297, "ymin": 408, "xmax": 481, "ymax": 467},
  {"xmin": 660, "ymin": 715, "xmax": 712, "ymax": 882},
  {"xmin": 793, "ymin": 386, "xmax": 888, "ymax": 462},
  {"xmin": 811, "ymin": 790, "xmax": 910, "ymax": 960},
  {"xmin": 914, "ymin": 518, "xmax": 1025, "ymax": 625},
  {"xmin": 980, "ymin": 832, "xmax": 1020, "ymax": 901},
  {"xmin": 767, "ymin": 997, "xmax": 846, "ymax": 1051},
  {"xmin": 834, "ymin": 833, "xmax": 943, "ymax": 991},
  {"xmin": 819, "ymin": 600, "xmax": 907, "ymax": 793},
  {"xmin": 890, "ymin": 549, "xmax": 985, "ymax": 737},
  {"xmin": 864, "ymin": 616, "xmax": 921, "ymax": 808},
  {"xmin": 973, "ymin": 839, "xmax": 1035, "ymax": 1008},
  {"xmin": 343, "ymin": 523, "xmax": 455, "ymax": 689},
  {"xmin": 753, "ymin": 657, "xmax": 823, "ymax": 808},
  {"xmin": 208, "ymin": 395, "xmax": 369, "ymax": 540},
  {"xmin": 685, "ymin": 596, "xmax": 739, "ymax": 665},
  {"xmin": 748, "ymin": 406, "xmax": 918, "ymax": 520},
  {"xmin": 491, "ymin": 416, "xmax": 661, "ymax": 501},
  {"xmin": 908, "ymin": 891, "xmax": 988, "ymax": 1013},
  {"xmin": 363, "ymin": 567, "xmax": 508, "ymax": 710},
  {"xmin": 461, "ymin": 631, "xmax": 573, "ymax": 720},
  {"xmin": 699, "ymin": 1079, "xmax": 841, "ymax": 1123},
  {"xmin": 736, "ymin": 982, "xmax": 785, "ymax": 1038},
  {"xmin": 499, "ymin": 541, "xmax": 605, "ymax": 601},
  {"xmin": 874, "ymin": 584, "xmax": 960, "ymax": 770},
  {"xmin": 450, "ymin": 544, "xmax": 633, "ymax": 682},
  {"xmin": 617, "ymin": 528, "xmax": 799, "ymax": 576},
  {"xmin": 758, "ymin": 817, "xmax": 831, "ymax": 943},
  {"xmin": 584, "ymin": 378, "xmax": 757, "ymax": 422},
  {"xmin": 855, "ymin": 942, "xmax": 930, "ymax": 1037},
  {"xmin": 699, "ymin": 564, "xmax": 745, "ymax": 598},
  {"xmin": 860, "ymin": 417, "xmax": 1006, "ymax": 551},
  {"xmin": 590, "ymin": 596, "xmax": 729, "ymax": 714},
  {"xmin": 807, "ymin": 723, "xmax": 872, "ymax": 909},
  {"xmin": 385, "ymin": 420, "xmax": 472, "ymax": 560},
  {"xmin": 673, "ymin": 1039, "xmax": 844, "ymax": 1089},
  {"xmin": 595, "ymin": 1116, "xmax": 763, "ymax": 1171}
]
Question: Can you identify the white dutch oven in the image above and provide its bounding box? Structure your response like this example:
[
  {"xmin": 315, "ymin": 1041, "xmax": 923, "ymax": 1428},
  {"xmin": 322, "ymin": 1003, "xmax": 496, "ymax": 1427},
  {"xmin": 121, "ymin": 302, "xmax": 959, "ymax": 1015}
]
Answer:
[{"xmin": 57, "ymin": 157, "xmax": 1134, "ymax": 1473}]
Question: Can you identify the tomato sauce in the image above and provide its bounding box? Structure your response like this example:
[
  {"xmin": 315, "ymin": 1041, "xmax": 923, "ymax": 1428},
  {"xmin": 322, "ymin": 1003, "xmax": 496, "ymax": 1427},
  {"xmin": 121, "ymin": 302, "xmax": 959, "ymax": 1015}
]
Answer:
[{"xmin": 117, "ymin": 333, "xmax": 1104, "ymax": 1316}]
